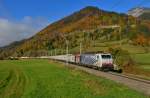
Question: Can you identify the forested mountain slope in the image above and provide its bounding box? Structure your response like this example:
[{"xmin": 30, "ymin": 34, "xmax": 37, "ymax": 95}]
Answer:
[{"xmin": 0, "ymin": 6, "xmax": 150, "ymax": 59}]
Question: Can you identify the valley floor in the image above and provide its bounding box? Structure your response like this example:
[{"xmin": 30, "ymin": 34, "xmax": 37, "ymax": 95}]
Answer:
[{"xmin": 0, "ymin": 59, "xmax": 148, "ymax": 98}]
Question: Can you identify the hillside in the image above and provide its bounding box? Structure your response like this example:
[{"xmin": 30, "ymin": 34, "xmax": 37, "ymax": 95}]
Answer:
[
  {"xmin": 139, "ymin": 12, "xmax": 150, "ymax": 20},
  {"xmin": 0, "ymin": 6, "xmax": 150, "ymax": 59}
]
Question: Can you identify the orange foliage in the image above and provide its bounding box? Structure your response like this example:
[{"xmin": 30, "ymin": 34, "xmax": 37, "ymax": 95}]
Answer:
[{"xmin": 135, "ymin": 34, "xmax": 147, "ymax": 46}]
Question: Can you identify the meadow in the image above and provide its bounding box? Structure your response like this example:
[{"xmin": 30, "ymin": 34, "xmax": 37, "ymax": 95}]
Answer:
[
  {"xmin": 131, "ymin": 53, "xmax": 150, "ymax": 78},
  {"xmin": 0, "ymin": 59, "xmax": 148, "ymax": 98}
]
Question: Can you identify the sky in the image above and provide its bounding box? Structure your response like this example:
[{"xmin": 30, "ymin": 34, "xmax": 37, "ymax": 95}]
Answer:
[{"xmin": 0, "ymin": 0, "xmax": 150, "ymax": 47}]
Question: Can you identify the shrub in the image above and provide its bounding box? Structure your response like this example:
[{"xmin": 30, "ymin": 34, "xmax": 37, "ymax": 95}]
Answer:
[{"xmin": 108, "ymin": 47, "xmax": 134, "ymax": 68}]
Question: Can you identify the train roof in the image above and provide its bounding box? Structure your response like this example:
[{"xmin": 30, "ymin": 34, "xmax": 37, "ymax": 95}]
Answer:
[
  {"xmin": 74, "ymin": 51, "xmax": 108, "ymax": 54},
  {"xmin": 80, "ymin": 53, "xmax": 111, "ymax": 56},
  {"xmin": 82, "ymin": 51, "xmax": 110, "ymax": 54}
]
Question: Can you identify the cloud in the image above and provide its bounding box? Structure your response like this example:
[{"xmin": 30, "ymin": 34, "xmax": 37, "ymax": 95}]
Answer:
[{"xmin": 0, "ymin": 16, "xmax": 49, "ymax": 47}]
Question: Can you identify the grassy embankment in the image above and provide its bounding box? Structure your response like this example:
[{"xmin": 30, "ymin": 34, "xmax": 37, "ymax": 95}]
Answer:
[
  {"xmin": 132, "ymin": 53, "xmax": 150, "ymax": 70},
  {"xmin": 0, "ymin": 59, "xmax": 148, "ymax": 98}
]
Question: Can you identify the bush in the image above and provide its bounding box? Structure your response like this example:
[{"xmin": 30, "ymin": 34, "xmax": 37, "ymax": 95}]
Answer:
[{"xmin": 108, "ymin": 47, "xmax": 134, "ymax": 68}]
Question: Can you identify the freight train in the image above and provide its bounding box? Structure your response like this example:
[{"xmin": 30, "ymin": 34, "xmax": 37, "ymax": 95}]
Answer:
[{"xmin": 50, "ymin": 52, "xmax": 122, "ymax": 72}]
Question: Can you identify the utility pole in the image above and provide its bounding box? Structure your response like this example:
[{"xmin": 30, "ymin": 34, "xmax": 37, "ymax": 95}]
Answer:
[
  {"xmin": 55, "ymin": 49, "xmax": 56, "ymax": 56},
  {"xmin": 66, "ymin": 40, "xmax": 69, "ymax": 65},
  {"xmin": 119, "ymin": 25, "xmax": 122, "ymax": 46},
  {"xmin": 59, "ymin": 32, "xmax": 69, "ymax": 65},
  {"xmin": 51, "ymin": 51, "xmax": 53, "ymax": 56},
  {"xmin": 61, "ymin": 49, "xmax": 63, "ymax": 55},
  {"xmin": 80, "ymin": 42, "xmax": 82, "ymax": 55}
]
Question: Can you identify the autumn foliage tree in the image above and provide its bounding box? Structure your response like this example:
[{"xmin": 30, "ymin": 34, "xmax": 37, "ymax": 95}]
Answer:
[{"xmin": 134, "ymin": 33, "xmax": 147, "ymax": 46}]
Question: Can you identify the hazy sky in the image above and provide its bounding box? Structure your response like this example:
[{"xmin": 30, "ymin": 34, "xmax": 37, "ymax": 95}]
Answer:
[{"xmin": 0, "ymin": 0, "xmax": 150, "ymax": 47}]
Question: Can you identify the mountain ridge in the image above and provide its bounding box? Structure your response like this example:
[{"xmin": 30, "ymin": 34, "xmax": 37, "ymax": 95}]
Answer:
[
  {"xmin": 128, "ymin": 7, "xmax": 150, "ymax": 20},
  {"xmin": 0, "ymin": 6, "xmax": 149, "ymax": 59}
]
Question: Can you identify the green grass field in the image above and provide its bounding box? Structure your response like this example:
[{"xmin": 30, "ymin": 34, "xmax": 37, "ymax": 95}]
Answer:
[
  {"xmin": 131, "ymin": 53, "xmax": 150, "ymax": 71},
  {"xmin": 132, "ymin": 53, "xmax": 150, "ymax": 64},
  {"xmin": 0, "ymin": 59, "xmax": 148, "ymax": 98}
]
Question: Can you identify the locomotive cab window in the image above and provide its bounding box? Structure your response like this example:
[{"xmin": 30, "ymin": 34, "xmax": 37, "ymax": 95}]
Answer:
[{"xmin": 101, "ymin": 55, "xmax": 111, "ymax": 59}]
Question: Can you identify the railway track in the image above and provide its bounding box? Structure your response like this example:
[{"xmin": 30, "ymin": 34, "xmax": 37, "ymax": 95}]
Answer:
[
  {"xmin": 58, "ymin": 61, "xmax": 150, "ymax": 96},
  {"xmin": 108, "ymin": 72, "xmax": 150, "ymax": 84},
  {"xmin": 105, "ymin": 72, "xmax": 150, "ymax": 96}
]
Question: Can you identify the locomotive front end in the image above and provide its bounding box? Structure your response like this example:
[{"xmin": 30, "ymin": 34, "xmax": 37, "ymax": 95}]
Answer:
[{"xmin": 101, "ymin": 54, "xmax": 114, "ymax": 70}]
